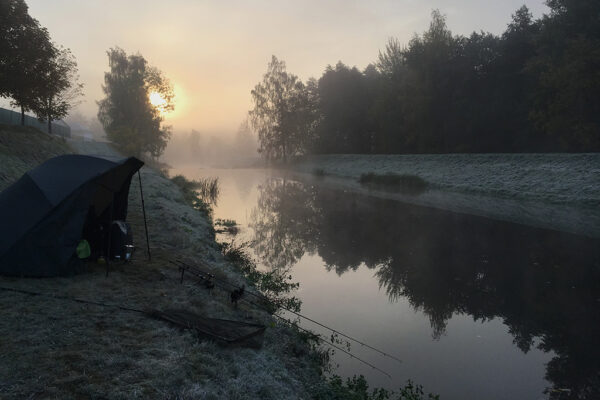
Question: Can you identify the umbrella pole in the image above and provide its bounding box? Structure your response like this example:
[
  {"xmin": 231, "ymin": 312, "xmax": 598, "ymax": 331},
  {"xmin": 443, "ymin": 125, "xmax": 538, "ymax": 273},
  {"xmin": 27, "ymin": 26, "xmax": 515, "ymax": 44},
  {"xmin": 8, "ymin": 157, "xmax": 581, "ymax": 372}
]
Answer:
[
  {"xmin": 106, "ymin": 196, "xmax": 114, "ymax": 278},
  {"xmin": 138, "ymin": 171, "xmax": 151, "ymax": 262}
]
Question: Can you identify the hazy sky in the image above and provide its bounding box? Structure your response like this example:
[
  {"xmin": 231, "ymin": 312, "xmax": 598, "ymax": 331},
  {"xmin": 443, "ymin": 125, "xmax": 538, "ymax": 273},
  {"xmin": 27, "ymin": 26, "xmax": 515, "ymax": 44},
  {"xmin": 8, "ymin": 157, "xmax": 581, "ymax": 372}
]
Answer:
[{"xmin": 23, "ymin": 0, "xmax": 549, "ymax": 136}]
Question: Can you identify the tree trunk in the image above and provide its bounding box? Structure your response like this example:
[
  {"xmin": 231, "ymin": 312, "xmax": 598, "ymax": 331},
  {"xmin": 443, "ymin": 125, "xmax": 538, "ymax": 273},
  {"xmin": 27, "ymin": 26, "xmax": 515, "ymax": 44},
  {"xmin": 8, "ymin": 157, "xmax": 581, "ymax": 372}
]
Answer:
[
  {"xmin": 47, "ymin": 116, "xmax": 52, "ymax": 134},
  {"xmin": 20, "ymin": 106, "xmax": 25, "ymax": 126}
]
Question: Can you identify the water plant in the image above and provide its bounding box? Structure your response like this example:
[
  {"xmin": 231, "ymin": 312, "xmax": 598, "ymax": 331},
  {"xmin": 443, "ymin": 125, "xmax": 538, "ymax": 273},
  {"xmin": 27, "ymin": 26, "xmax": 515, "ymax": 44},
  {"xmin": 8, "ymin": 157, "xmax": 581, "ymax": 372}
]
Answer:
[
  {"xmin": 221, "ymin": 241, "xmax": 301, "ymax": 313},
  {"xmin": 170, "ymin": 174, "xmax": 219, "ymax": 218}
]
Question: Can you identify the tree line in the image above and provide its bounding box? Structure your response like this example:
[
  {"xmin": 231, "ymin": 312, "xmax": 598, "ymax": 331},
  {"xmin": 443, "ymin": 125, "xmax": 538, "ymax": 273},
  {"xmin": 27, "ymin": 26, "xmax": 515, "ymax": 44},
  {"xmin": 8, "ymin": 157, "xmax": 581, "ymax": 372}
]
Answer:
[
  {"xmin": 250, "ymin": 1, "xmax": 600, "ymax": 160},
  {"xmin": 0, "ymin": 0, "xmax": 82, "ymax": 134}
]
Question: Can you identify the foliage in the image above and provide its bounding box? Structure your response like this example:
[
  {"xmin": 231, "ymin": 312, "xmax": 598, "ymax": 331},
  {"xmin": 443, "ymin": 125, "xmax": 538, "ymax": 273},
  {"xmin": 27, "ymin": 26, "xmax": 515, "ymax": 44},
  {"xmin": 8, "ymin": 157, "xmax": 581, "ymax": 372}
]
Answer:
[
  {"xmin": 249, "ymin": 56, "xmax": 319, "ymax": 162},
  {"xmin": 215, "ymin": 218, "xmax": 239, "ymax": 235},
  {"xmin": 256, "ymin": 6, "xmax": 600, "ymax": 155},
  {"xmin": 215, "ymin": 218, "xmax": 237, "ymax": 227},
  {"xmin": 315, "ymin": 62, "xmax": 375, "ymax": 154},
  {"xmin": 528, "ymin": 0, "xmax": 600, "ymax": 151},
  {"xmin": 194, "ymin": 176, "xmax": 220, "ymax": 205},
  {"xmin": 221, "ymin": 241, "xmax": 301, "ymax": 313},
  {"xmin": 97, "ymin": 47, "xmax": 174, "ymax": 158},
  {"xmin": 315, "ymin": 376, "xmax": 439, "ymax": 400},
  {"xmin": 312, "ymin": 168, "xmax": 327, "ymax": 177},
  {"xmin": 31, "ymin": 46, "xmax": 83, "ymax": 133},
  {"xmin": 169, "ymin": 174, "xmax": 218, "ymax": 219},
  {"xmin": 0, "ymin": 0, "xmax": 81, "ymax": 127}
]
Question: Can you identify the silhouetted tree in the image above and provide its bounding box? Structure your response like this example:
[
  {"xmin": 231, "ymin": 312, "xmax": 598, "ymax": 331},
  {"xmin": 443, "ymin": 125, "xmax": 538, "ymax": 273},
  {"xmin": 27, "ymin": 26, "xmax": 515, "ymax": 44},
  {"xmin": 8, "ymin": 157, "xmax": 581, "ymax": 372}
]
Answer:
[
  {"xmin": 97, "ymin": 47, "xmax": 174, "ymax": 158},
  {"xmin": 0, "ymin": 0, "xmax": 55, "ymax": 125},
  {"xmin": 529, "ymin": 0, "xmax": 600, "ymax": 151},
  {"xmin": 249, "ymin": 56, "xmax": 316, "ymax": 162},
  {"xmin": 32, "ymin": 46, "xmax": 83, "ymax": 134},
  {"xmin": 316, "ymin": 62, "xmax": 374, "ymax": 153},
  {"xmin": 273, "ymin": 5, "xmax": 600, "ymax": 155}
]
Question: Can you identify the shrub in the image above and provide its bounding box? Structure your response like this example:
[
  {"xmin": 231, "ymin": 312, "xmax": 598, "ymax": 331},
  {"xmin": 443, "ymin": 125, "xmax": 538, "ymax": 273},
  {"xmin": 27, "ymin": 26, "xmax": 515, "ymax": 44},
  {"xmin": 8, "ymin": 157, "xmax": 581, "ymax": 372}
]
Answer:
[
  {"xmin": 221, "ymin": 241, "xmax": 301, "ymax": 313},
  {"xmin": 358, "ymin": 173, "xmax": 428, "ymax": 193},
  {"xmin": 312, "ymin": 168, "xmax": 327, "ymax": 177}
]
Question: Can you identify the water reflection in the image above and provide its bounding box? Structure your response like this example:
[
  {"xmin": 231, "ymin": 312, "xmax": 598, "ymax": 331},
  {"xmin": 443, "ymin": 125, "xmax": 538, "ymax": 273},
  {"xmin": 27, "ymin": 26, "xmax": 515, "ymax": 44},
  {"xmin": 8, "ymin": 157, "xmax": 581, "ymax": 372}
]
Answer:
[{"xmin": 250, "ymin": 177, "xmax": 600, "ymax": 399}]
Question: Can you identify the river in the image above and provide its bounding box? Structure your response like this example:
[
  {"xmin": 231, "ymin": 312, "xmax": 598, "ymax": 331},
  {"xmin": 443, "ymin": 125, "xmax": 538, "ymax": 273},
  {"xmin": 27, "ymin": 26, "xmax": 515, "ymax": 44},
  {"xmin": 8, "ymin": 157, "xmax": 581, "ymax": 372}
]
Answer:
[{"xmin": 173, "ymin": 166, "xmax": 600, "ymax": 400}]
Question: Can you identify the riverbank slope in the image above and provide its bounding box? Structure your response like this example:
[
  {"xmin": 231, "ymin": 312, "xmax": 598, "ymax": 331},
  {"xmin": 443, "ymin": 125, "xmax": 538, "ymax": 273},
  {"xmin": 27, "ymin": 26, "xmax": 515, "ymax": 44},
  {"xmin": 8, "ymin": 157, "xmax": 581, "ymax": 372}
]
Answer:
[
  {"xmin": 292, "ymin": 154, "xmax": 600, "ymax": 238},
  {"xmin": 0, "ymin": 126, "xmax": 327, "ymax": 399}
]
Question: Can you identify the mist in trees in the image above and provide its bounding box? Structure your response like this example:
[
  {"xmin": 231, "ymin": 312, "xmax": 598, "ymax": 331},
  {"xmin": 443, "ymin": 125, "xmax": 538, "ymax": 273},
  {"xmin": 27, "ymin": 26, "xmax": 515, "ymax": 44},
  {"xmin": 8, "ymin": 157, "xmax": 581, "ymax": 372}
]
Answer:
[
  {"xmin": 162, "ymin": 120, "xmax": 258, "ymax": 168},
  {"xmin": 249, "ymin": 56, "xmax": 318, "ymax": 162},
  {"xmin": 250, "ymin": 3, "xmax": 600, "ymax": 161},
  {"xmin": 0, "ymin": 0, "xmax": 82, "ymax": 129},
  {"xmin": 97, "ymin": 48, "xmax": 174, "ymax": 159}
]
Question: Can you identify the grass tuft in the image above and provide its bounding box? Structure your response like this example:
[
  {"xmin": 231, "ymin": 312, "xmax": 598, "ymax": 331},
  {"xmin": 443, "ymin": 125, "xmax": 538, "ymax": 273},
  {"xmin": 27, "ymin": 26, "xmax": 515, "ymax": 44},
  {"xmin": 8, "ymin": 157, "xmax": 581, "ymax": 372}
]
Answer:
[
  {"xmin": 170, "ymin": 174, "xmax": 219, "ymax": 219},
  {"xmin": 312, "ymin": 168, "xmax": 327, "ymax": 177}
]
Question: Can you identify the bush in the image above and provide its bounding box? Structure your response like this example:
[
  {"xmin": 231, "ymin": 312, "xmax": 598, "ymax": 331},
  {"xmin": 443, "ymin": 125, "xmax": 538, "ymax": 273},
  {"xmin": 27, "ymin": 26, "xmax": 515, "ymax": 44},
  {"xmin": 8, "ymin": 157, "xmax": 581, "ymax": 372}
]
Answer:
[
  {"xmin": 312, "ymin": 168, "xmax": 327, "ymax": 177},
  {"xmin": 358, "ymin": 173, "xmax": 428, "ymax": 193},
  {"xmin": 221, "ymin": 241, "xmax": 301, "ymax": 313},
  {"xmin": 314, "ymin": 376, "xmax": 440, "ymax": 400}
]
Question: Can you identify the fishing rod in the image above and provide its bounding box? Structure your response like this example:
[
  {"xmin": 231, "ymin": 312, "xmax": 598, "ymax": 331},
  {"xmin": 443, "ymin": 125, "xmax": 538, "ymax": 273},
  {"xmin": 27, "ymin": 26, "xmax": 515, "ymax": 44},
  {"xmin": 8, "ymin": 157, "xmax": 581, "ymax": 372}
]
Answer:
[
  {"xmin": 243, "ymin": 295, "xmax": 392, "ymax": 379},
  {"xmin": 169, "ymin": 264, "xmax": 392, "ymax": 379},
  {"xmin": 173, "ymin": 259, "xmax": 403, "ymax": 364}
]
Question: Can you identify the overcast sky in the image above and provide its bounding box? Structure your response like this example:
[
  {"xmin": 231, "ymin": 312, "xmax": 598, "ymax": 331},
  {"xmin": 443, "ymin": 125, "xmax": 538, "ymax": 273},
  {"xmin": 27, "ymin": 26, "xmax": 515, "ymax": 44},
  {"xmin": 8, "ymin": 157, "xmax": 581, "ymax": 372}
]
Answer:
[{"xmin": 22, "ymin": 0, "xmax": 549, "ymax": 135}]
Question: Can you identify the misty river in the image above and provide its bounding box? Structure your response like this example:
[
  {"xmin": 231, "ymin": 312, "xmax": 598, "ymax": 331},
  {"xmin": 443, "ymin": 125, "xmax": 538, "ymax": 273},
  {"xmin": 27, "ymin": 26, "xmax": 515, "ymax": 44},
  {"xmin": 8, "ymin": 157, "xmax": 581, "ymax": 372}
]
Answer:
[{"xmin": 173, "ymin": 166, "xmax": 599, "ymax": 400}]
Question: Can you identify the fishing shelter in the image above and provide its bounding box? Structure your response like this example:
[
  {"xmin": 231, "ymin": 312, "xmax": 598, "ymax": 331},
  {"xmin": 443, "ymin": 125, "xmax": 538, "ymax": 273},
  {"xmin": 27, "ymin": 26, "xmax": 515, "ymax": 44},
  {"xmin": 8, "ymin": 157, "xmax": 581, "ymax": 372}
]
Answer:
[{"xmin": 0, "ymin": 155, "xmax": 144, "ymax": 277}]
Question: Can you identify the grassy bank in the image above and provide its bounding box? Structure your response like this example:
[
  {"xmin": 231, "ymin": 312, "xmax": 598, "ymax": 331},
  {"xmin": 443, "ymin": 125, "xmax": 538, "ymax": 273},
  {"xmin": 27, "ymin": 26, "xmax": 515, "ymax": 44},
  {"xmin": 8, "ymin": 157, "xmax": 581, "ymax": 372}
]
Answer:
[
  {"xmin": 290, "ymin": 153, "xmax": 600, "ymax": 239},
  {"xmin": 0, "ymin": 127, "xmax": 331, "ymax": 399},
  {"xmin": 0, "ymin": 127, "xmax": 439, "ymax": 399},
  {"xmin": 0, "ymin": 124, "xmax": 71, "ymax": 191}
]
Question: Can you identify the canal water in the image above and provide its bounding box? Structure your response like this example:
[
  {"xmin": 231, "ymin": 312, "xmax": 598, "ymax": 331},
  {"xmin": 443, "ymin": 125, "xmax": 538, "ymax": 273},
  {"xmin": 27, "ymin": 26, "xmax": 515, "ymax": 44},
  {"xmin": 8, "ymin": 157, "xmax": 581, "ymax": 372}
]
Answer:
[{"xmin": 174, "ymin": 166, "xmax": 600, "ymax": 400}]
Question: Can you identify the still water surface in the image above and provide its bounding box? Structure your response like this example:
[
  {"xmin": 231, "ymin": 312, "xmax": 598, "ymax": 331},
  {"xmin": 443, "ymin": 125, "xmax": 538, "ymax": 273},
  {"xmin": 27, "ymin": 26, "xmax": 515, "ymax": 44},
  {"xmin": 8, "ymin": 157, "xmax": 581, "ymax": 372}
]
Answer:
[{"xmin": 174, "ymin": 166, "xmax": 600, "ymax": 400}]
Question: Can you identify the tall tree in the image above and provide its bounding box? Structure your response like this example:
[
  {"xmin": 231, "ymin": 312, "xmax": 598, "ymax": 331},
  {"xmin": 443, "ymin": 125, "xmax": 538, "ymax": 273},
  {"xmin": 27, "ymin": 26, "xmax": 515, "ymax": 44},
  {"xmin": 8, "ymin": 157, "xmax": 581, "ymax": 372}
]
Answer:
[
  {"xmin": 32, "ymin": 46, "xmax": 83, "ymax": 134},
  {"xmin": 97, "ymin": 47, "xmax": 174, "ymax": 158},
  {"xmin": 529, "ymin": 0, "xmax": 600, "ymax": 151},
  {"xmin": 316, "ymin": 62, "xmax": 373, "ymax": 153},
  {"xmin": 0, "ymin": 0, "xmax": 55, "ymax": 125},
  {"xmin": 250, "ymin": 56, "xmax": 316, "ymax": 162}
]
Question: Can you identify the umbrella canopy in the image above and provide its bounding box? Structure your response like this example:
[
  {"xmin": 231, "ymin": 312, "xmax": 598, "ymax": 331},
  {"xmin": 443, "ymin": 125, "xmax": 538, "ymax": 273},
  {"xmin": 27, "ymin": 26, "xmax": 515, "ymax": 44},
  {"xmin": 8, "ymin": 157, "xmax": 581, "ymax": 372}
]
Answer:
[{"xmin": 0, "ymin": 154, "xmax": 143, "ymax": 277}]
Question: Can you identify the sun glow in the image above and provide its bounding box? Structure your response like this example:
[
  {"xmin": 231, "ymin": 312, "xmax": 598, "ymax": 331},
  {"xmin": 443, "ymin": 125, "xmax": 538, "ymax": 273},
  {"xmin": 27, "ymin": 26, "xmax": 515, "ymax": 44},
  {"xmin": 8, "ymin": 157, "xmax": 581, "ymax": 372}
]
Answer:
[{"xmin": 149, "ymin": 91, "xmax": 167, "ymax": 109}]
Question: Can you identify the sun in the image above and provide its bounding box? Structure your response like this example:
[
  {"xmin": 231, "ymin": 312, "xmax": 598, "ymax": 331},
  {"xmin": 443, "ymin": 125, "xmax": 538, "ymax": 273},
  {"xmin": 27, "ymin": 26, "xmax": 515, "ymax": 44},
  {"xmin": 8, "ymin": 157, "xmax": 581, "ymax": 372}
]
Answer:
[{"xmin": 149, "ymin": 91, "xmax": 167, "ymax": 109}]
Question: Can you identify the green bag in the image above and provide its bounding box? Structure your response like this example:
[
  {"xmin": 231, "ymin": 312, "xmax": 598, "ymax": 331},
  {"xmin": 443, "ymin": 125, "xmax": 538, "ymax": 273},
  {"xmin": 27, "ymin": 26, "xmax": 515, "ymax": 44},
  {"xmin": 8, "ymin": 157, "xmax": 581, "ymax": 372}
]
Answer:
[{"xmin": 76, "ymin": 239, "xmax": 91, "ymax": 259}]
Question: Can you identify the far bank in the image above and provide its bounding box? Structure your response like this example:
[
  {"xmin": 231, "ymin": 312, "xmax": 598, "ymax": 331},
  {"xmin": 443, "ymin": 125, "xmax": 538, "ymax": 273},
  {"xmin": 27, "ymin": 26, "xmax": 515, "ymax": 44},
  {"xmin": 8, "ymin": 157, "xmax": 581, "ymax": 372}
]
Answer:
[{"xmin": 289, "ymin": 153, "xmax": 600, "ymax": 238}]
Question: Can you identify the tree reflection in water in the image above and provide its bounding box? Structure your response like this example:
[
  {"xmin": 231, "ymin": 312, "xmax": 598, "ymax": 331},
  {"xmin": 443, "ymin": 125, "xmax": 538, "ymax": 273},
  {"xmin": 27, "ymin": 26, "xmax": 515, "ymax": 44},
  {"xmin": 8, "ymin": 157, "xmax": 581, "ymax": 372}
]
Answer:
[{"xmin": 250, "ymin": 177, "xmax": 600, "ymax": 399}]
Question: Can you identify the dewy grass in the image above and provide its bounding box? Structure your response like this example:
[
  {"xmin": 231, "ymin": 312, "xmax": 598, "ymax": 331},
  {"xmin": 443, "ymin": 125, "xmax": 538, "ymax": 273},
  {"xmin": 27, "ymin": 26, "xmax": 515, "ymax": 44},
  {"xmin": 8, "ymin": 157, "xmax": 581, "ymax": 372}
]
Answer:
[{"xmin": 359, "ymin": 172, "xmax": 428, "ymax": 193}]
